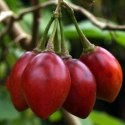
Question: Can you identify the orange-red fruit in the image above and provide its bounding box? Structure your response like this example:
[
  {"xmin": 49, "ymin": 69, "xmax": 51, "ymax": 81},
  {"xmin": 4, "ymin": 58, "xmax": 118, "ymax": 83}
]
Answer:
[
  {"xmin": 80, "ymin": 46, "xmax": 123, "ymax": 102},
  {"xmin": 62, "ymin": 59, "xmax": 96, "ymax": 118},
  {"xmin": 22, "ymin": 52, "xmax": 71, "ymax": 119},
  {"xmin": 9, "ymin": 51, "xmax": 36, "ymax": 111}
]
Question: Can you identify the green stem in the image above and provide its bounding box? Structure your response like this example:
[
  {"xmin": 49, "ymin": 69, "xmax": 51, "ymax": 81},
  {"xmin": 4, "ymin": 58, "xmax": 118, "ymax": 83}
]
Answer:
[
  {"xmin": 59, "ymin": 13, "xmax": 71, "ymax": 59},
  {"xmin": 62, "ymin": 2, "xmax": 95, "ymax": 54},
  {"xmin": 45, "ymin": 17, "xmax": 59, "ymax": 52},
  {"xmin": 34, "ymin": 16, "xmax": 54, "ymax": 52},
  {"xmin": 54, "ymin": 0, "xmax": 63, "ymax": 14},
  {"xmin": 54, "ymin": 27, "xmax": 61, "ymax": 55},
  {"xmin": 43, "ymin": 0, "xmax": 64, "ymax": 52}
]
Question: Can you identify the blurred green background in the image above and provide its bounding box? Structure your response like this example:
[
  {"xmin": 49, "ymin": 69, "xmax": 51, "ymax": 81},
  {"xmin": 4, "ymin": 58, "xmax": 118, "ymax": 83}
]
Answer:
[{"xmin": 0, "ymin": 0, "xmax": 125, "ymax": 125}]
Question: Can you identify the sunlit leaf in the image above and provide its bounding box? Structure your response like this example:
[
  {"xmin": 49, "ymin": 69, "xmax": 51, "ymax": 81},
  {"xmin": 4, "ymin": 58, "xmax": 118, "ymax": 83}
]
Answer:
[
  {"xmin": 4, "ymin": 47, "xmax": 25, "ymax": 69},
  {"xmin": 9, "ymin": 48, "xmax": 25, "ymax": 58},
  {"xmin": 90, "ymin": 110, "xmax": 125, "ymax": 125},
  {"xmin": 19, "ymin": 13, "xmax": 33, "ymax": 34},
  {"xmin": 39, "ymin": 9, "xmax": 54, "ymax": 35},
  {"xmin": 4, "ymin": 0, "xmax": 19, "ymax": 12},
  {"xmin": 0, "ymin": 62, "xmax": 7, "ymax": 81},
  {"xmin": 78, "ymin": 117, "xmax": 94, "ymax": 125},
  {"xmin": 64, "ymin": 20, "xmax": 125, "ymax": 47},
  {"xmin": 49, "ymin": 110, "xmax": 62, "ymax": 122}
]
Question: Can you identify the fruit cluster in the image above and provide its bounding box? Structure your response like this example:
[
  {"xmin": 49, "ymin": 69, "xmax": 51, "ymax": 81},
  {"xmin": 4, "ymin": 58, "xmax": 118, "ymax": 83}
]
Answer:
[{"xmin": 6, "ymin": 1, "xmax": 123, "ymax": 120}]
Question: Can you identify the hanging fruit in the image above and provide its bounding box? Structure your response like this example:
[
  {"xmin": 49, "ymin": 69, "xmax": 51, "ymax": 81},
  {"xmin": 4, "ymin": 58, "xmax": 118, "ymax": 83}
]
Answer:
[
  {"xmin": 58, "ymin": 14, "xmax": 96, "ymax": 118},
  {"xmin": 6, "ymin": 0, "xmax": 123, "ymax": 120},
  {"xmin": 9, "ymin": 51, "xmax": 36, "ymax": 111},
  {"xmin": 80, "ymin": 46, "xmax": 123, "ymax": 102},
  {"xmin": 64, "ymin": 2, "xmax": 123, "ymax": 102},
  {"xmin": 62, "ymin": 59, "xmax": 96, "ymax": 118}
]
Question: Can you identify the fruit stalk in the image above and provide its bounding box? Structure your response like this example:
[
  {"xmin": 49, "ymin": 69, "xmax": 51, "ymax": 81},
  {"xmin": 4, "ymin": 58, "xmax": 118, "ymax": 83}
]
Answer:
[
  {"xmin": 45, "ymin": 0, "xmax": 64, "ymax": 52},
  {"xmin": 54, "ymin": 28, "xmax": 61, "ymax": 55},
  {"xmin": 59, "ymin": 13, "xmax": 71, "ymax": 59},
  {"xmin": 54, "ymin": 0, "xmax": 63, "ymax": 14},
  {"xmin": 62, "ymin": 2, "xmax": 95, "ymax": 54},
  {"xmin": 45, "ymin": 17, "xmax": 59, "ymax": 52},
  {"xmin": 34, "ymin": 16, "xmax": 54, "ymax": 52}
]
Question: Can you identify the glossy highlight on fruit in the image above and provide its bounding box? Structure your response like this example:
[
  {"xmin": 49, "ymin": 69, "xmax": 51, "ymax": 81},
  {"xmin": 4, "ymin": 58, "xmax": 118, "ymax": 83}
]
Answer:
[
  {"xmin": 9, "ymin": 51, "xmax": 36, "ymax": 111},
  {"xmin": 62, "ymin": 59, "xmax": 96, "ymax": 118},
  {"xmin": 22, "ymin": 52, "xmax": 71, "ymax": 119},
  {"xmin": 80, "ymin": 46, "xmax": 123, "ymax": 102}
]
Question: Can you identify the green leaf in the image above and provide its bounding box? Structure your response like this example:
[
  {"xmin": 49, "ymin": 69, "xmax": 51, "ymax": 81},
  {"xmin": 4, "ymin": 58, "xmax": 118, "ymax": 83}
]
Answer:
[
  {"xmin": 5, "ymin": 47, "xmax": 25, "ymax": 68},
  {"xmin": 90, "ymin": 110, "xmax": 125, "ymax": 125},
  {"xmin": 12, "ymin": 116, "xmax": 41, "ymax": 125},
  {"xmin": 64, "ymin": 20, "xmax": 110, "ymax": 39},
  {"xmin": 78, "ymin": 117, "xmax": 94, "ymax": 125},
  {"xmin": 19, "ymin": 13, "xmax": 33, "ymax": 34},
  {"xmin": 113, "ymin": 31, "xmax": 125, "ymax": 46},
  {"xmin": 0, "ymin": 86, "xmax": 20, "ymax": 120},
  {"xmin": 64, "ymin": 20, "xmax": 125, "ymax": 47},
  {"xmin": 4, "ymin": 0, "xmax": 19, "ymax": 12},
  {"xmin": 0, "ymin": 62, "xmax": 7, "ymax": 81},
  {"xmin": 9, "ymin": 48, "xmax": 25, "ymax": 58},
  {"xmin": 49, "ymin": 110, "xmax": 62, "ymax": 122},
  {"xmin": 39, "ymin": 9, "xmax": 53, "ymax": 35}
]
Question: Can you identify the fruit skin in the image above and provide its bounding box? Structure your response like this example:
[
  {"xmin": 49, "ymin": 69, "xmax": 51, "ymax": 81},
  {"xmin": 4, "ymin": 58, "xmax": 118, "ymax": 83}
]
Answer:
[
  {"xmin": 9, "ymin": 51, "xmax": 36, "ymax": 111},
  {"xmin": 21, "ymin": 52, "xmax": 71, "ymax": 119},
  {"xmin": 80, "ymin": 46, "xmax": 123, "ymax": 102},
  {"xmin": 62, "ymin": 59, "xmax": 96, "ymax": 118}
]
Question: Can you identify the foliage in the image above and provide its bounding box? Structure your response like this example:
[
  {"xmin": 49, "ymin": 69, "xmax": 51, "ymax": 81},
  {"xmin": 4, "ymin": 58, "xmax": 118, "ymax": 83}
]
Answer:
[
  {"xmin": 64, "ymin": 20, "xmax": 125, "ymax": 47},
  {"xmin": 0, "ymin": 0, "xmax": 125, "ymax": 125},
  {"xmin": 0, "ymin": 86, "xmax": 125, "ymax": 125}
]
